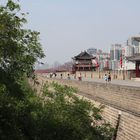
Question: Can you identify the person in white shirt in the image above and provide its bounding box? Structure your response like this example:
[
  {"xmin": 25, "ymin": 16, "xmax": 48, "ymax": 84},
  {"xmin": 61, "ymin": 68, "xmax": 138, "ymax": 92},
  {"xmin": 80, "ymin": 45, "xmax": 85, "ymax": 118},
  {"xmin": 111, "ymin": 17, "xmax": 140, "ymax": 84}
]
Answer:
[{"xmin": 104, "ymin": 74, "xmax": 108, "ymax": 85}]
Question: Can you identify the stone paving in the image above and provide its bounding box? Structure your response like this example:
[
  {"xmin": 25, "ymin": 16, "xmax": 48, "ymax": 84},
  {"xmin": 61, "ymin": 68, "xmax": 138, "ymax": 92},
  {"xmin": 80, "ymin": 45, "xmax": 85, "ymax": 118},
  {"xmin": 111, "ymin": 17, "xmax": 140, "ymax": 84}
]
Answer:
[
  {"xmin": 82, "ymin": 77, "xmax": 140, "ymax": 88},
  {"xmin": 47, "ymin": 74, "xmax": 140, "ymax": 88}
]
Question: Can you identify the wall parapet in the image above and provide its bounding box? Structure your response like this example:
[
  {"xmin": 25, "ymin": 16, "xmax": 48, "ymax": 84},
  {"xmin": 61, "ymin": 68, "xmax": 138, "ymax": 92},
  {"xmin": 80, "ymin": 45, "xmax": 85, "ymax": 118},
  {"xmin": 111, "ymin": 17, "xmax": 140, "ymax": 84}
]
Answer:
[{"xmin": 47, "ymin": 78, "xmax": 140, "ymax": 117}]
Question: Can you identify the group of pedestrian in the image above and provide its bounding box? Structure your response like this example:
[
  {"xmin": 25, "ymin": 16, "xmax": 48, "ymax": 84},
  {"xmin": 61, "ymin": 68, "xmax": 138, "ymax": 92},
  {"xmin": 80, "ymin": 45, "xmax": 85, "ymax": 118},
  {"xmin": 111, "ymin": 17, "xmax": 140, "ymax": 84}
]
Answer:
[
  {"xmin": 60, "ymin": 72, "xmax": 83, "ymax": 81},
  {"xmin": 104, "ymin": 72, "xmax": 111, "ymax": 84},
  {"xmin": 78, "ymin": 73, "xmax": 82, "ymax": 81},
  {"xmin": 60, "ymin": 73, "xmax": 70, "ymax": 80},
  {"xmin": 49, "ymin": 72, "xmax": 57, "ymax": 78},
  {"xmin": 60, "ymin": 73, "xmax": 82, "ymax": 81},
  {"xmin": 50, "ymin": 72, "xmax": 111, "ymax": 84}
]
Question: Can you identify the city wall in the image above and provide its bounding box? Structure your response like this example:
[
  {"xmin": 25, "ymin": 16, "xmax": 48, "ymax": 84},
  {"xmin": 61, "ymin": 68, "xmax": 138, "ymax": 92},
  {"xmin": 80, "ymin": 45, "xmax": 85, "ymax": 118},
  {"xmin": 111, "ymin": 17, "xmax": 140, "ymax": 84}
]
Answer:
[
  {"xmin": 45, "ymin": 78, "xmax": 140, "ymax": 140},
  {"xmin": 58, "ymin": 70, "xmax": 135, "ymax": 80}
]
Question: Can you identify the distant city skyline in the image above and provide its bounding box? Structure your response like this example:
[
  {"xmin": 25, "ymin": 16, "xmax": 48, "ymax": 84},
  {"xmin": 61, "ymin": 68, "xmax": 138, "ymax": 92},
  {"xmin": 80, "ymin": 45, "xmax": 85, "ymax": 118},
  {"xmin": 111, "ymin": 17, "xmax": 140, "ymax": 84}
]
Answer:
[{"xmin": 1, "ymin": 0, "xmax": 140, "ymax": 65}]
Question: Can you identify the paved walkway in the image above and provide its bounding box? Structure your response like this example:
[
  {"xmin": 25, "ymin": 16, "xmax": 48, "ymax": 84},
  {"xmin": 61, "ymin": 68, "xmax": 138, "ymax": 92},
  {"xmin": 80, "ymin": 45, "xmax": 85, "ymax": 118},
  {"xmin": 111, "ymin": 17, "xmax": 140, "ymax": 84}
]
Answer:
[
  {"xmin": 50, "ymin": 75, "xmax": 140, "ymax": 88},
  {"xmin": 82, "ymin": 77, "xmax": 140, "ymax": 88}
]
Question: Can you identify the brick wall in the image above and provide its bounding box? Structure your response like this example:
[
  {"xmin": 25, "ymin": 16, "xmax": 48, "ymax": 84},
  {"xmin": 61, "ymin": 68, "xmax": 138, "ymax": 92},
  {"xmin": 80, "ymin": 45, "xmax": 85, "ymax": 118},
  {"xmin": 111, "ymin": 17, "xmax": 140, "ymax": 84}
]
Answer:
[{"xmin": 46, "ymin": 78, "xmax": 140, "ymax": 140}]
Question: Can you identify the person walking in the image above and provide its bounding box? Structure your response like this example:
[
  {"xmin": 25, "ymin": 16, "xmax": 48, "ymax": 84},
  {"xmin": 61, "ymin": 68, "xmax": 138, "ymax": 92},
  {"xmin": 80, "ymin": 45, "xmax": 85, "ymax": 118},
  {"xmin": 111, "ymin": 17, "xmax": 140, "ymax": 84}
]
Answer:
[
  {"xmin": 67, "ymin": 73, "xmax": 70, "ymax": 80},
  {"xmin": 108, "ymin": 72, "xmax": 111, "ymax": 83},
  {"xmin": 60, "ymin": 73, "xmax": 63, "ymax": 79},
  {"xmin": 78, "ymin": 73, "xmax": 82, "ymax": 81},
  {"xmin": 104, "ymin": 74, "xmax": 108, "ymax": 85}
]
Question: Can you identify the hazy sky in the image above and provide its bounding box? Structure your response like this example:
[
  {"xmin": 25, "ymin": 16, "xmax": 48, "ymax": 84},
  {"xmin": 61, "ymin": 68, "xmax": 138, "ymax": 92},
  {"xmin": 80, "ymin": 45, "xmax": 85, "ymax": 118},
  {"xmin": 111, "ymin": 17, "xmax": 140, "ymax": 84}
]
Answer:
[{"xmin": 2, "ymin": 0, "xmax": 140, "ymax": 64}]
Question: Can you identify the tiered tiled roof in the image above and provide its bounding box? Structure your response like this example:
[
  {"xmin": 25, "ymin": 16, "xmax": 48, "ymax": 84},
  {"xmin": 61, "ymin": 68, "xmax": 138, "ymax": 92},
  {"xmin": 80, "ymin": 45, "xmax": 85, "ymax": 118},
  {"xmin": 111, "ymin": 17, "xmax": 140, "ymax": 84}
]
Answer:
[
  {"xmin": 73, "ymin": 51, "xmax": 96, "ymax": 60},
  {"xmin": 127, "ymin": 54, "xmax": 140, "ymax": 61}
]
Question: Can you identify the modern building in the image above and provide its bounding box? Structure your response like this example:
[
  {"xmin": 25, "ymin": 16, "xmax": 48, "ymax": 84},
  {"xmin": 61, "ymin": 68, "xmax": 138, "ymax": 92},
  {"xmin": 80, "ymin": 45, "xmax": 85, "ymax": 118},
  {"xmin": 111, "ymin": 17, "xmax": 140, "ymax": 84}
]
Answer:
[
  {"xmin": 124, "ymin": 60, "xmax": 135, "ymax": 70},
  {"xmin": 122, "ymin": 36, "xmax": 140, "ymax": 71},
  {"xmin": 125, "ymin": 45, "xmax": 134, "ymax": 57},
  {"xmin": 96, "ymin": 52, "xmax": 110, "ymax": 70},
  {"xmin": 87, "ymin": 48, "xmax": 97, "ymax": 55},
  {"xmin": 127, "ymin": 36, "xmax": 140, "ymax": 54},
  {"xmin": 110, "ymin": 44, "xmax": 122, "ymax": 61},
  {"xmin": 110, "ymin": 44, "xmax": 122, "ymax": 70}
]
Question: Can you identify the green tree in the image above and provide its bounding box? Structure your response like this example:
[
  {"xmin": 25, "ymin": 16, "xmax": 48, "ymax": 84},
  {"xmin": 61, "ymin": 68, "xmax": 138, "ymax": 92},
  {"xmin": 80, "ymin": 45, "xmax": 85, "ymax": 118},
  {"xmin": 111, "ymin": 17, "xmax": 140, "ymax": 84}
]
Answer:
[
  {"xmin": 0, "ymin": 1, "xmax": 114, "ymax": 140},
  {"xmin": 36, "ymin": 82, "xmax": 114, "ymax": 140},
  {"xmin": 0, "ymin": 1, "xmax": 45, "ymax": 139},
  {"xmin": 0, "ymin": 0, "xmax": 44, "ymax": 80},
  {"xmin": 0, "ymin": 0, "xmax": 44, "ymax": 98}
]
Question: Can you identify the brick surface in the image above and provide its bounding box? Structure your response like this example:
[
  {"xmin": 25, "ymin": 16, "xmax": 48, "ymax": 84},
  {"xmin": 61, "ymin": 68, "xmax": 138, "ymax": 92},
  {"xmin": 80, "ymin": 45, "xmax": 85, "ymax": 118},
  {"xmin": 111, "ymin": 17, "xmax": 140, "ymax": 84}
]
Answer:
[{"xmin": 46, "ymin": 78, "xmax": 140, "ymax": 140}]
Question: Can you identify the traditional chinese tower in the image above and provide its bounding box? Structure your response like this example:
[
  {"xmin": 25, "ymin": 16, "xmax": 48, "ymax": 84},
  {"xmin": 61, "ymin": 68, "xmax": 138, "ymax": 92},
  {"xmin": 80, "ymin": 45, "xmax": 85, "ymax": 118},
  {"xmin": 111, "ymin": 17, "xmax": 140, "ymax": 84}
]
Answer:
[{"xmin": 72, "ymin": 51, "xmax": 98, "ymax": 71}]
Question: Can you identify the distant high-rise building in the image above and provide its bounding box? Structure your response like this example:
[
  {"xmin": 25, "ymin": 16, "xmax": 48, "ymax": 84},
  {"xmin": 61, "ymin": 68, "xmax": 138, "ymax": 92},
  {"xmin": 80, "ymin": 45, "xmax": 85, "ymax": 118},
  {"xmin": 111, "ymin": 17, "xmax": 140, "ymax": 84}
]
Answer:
[
  {"xmin": 110, "ymin": 44, "xmax": 122, "ymax": 70},
  {"xmin": 125, "ymin": 45, "xmax": 134, "ymax": 57},
  {"xmin": 97, "ymin": 49, "xmax": 103, "ymax": 54},
  {"xmin": 87, "ymin": 48, "xmax": 97, "ymax": 55},
  {"xmin": 110, "ymin": 44, "xmax": 122, "ymax": 61},
  {"xmin": 127, "ymin": 36, "xmax": 140, "ymax": 54}
]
